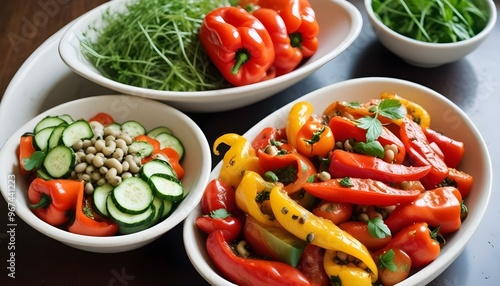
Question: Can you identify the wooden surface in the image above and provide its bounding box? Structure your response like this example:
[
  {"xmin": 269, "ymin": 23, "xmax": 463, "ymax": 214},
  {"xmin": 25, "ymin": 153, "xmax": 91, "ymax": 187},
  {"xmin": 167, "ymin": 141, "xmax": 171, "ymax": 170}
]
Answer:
[{"xmin": 1, "ymin": 0, "xmax": 499, "ymax": 285}]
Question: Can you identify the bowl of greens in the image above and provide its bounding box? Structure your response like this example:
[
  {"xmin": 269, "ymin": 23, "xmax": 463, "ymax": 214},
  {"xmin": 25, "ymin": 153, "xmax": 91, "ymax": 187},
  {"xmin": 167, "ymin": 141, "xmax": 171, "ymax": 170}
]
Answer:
[
  {"xmin": 58, "ymin": 0, "xmax": 363, "ymax": 112},
  {"xmin": 364, "ymin": 0, "xmax": 496, "ymax": 67}
]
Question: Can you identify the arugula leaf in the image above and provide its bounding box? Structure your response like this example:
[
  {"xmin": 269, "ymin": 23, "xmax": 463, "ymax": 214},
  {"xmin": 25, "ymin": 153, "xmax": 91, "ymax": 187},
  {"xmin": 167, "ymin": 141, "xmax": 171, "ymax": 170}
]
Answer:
[
  {"xmin": 356, "ymin": 99, "xmax": 405, "ymax": 142},
  {"xmin": 368, "ymin": 217, "xmax": 391, "ymax": 239},
  {"xmin": 379, "ymin": 249, "xmax": 397, "ymax": 272},
  {"xmin": 22, "ymin": 151, "xmax": 45, "ymax": 171}
]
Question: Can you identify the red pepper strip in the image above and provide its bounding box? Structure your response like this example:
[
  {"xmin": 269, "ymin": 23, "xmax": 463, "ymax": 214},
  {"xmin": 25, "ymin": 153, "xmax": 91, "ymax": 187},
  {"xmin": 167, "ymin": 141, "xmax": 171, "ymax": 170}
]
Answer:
[
  {"xmin": 28, "ymin": 178, "xmax": 82, "ymax": 226},
  {"xmin": 257, "ymin": 149, "xmax": 317, "ymax": 194},
  {"xmin": 196, "ymin": 215, "xmax": 242, "ymax": 242},
  {"xmin": 329, "ymin": 116, "xmax": 406, "ymax": 164},
  {"xmin": 88, "ymin": 112, "xmax": 114, "ymax": 126},
  {"xmin": 206, "ymin": 230, "xmax": 312, "ymax": 286},
  {"xmin": 199, "ymin": 7, "xmax": 275, "ymax": 86},
  {"xmin": 19, "ymin": 134, "xmax": 36, "ymax": 175},
  {"xmin": 383, "ymin": 222, "xmax": 441, "ymax": 268},
  {"xmin": 258, "ymin": 0, "xmax": 302, "ymax": 33},
  {"xmin": 302, "ymin": 178, "xmax": 421, "ymax": 206},
  {"xmin": 445, "ymin": 167, "xmax": 473, "ymax": 198},
  {"xmin": 384, "ymin": 186, "xmax": 462, "ymax": 235},
  {"xmin": 423, "ymin": 127, "xmax": 465, "ymax": 168},
  {"xmin": 252, "ymin": 8, "xmax": 303, "ymax": 76},
  {"xmin": 154, "ymin": 148, "xmax": 185, "ymax": 180},
  {"xmin": 400, "ymin": 117, "xmax": 448, "ymax": 188},
  {"xmin": 251, "ymin": 127, "xmax": 288, "ymax": 151},
  {"xmin": 328, "ymin": 149, "xmax": 431, "ymax": 183},
  {"xmin": 294, "ymin": 0, "xmax": 319, "ymax": 58},
  {"xmin": 68, "ymin": 188, "xmax": 119, "ymax": 236}
]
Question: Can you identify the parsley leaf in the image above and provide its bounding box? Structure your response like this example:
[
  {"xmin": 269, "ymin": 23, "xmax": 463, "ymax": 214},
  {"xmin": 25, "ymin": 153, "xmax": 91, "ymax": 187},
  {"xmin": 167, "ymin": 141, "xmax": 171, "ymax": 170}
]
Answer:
[
  {"xmin": 210, "ymin": 208, "xmax": 231, "ymax": 219},
  {"xmin": 339, "ymin": 177, "xmax": 353, "ymax": 187},
  {"xmin": 368, "ymin": 217, "xmax": 391, "ymax": 238},
  {"xmin": 379, "ymin": 249, "xmax": 397, "ymax": 272},
  {"xmin": 356, "ymin": 99, "xmax": 406, "ymax": 142},
  {"xmin": 22, "ymin": 151, "xmax": 45, "ymax": 171}
]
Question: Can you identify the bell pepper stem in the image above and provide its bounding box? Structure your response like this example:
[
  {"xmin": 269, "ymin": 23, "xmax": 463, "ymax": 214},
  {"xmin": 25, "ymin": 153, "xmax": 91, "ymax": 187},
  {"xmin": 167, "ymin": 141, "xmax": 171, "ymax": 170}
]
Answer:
[
  {"xmin": 289, "ymin": 32, "xmax": 303, "ymax": 49},
  {"xmin": 29, "ymin": 193, "xmax": 52, "ymax": 210},
  {"xmin": 231, "ymin": 50, "xmax": 250, "ymax": 75}
]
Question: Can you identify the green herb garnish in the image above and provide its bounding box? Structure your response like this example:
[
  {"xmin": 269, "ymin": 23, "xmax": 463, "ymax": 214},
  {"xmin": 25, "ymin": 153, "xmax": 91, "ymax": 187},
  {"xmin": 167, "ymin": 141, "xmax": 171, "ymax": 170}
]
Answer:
[
  {"xmin": 81, "ymin": 0, "xmax": 232, "ymax": 91},
  {"xmin": 23, "ymin": 151, "xmax": 45, "ymax": 171},
  {"xmin": 368, "ymin": 217, "xmax": 391, "ymax": 239},
  {"xmin": 372, "ymin": 0, "xmax": 489, "ymax": 43},
  {"xmin": 210, "ymin": 208, "xmax": 231, "ymax": 219},
  {"xmin": 339, "ymin": 177, "xmax": 353, "ymax": 187},
  {"xmin": 379, "ymin": 249, "xmax": 397, "ymax": 271},
  {"xmin": 356, "ymin": 99, "xmax": 406, "ymax": 142}
]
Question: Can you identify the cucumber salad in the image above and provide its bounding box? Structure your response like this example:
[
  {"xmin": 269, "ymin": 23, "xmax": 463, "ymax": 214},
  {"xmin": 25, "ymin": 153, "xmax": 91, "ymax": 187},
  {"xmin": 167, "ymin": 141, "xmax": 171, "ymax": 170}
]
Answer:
[{"xmin": 20, "ymin": 112, "xmax": 186, "ymax": 236}]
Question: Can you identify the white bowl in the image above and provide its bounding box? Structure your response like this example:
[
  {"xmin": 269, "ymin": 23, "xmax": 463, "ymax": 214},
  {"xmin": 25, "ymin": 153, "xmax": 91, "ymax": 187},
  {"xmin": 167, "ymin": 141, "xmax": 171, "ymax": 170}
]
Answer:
[
  {"xmin": 364, "ymin": 0, "xmax": 497, "ymax": 68},
  {"xmin": 0, "ymin": 95, "xmax": 211, "ymax": 253},
  {"xmin": 58, "ymin": 0, "xmax": 362, "ymax": 112},
  {"xmin": 183, "ymin": 77, "xmax": 492, "ymax": 285}
]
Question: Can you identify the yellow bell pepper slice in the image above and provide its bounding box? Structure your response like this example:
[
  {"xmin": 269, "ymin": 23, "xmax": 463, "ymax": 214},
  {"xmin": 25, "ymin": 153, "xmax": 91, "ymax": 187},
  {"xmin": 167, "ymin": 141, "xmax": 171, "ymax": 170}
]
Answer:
[
  {"xmin": 213, "ymin": 133, "xmax": 261, "ymax": 189},
  {"xmin": 286, "ymin": 101, "xmax": 314, "ymax": 150},
  {"xmin": 270, "ymin": 186, "xmax": 378, "ymax": 282},
  {"xmin": 323, "ymin": 249, "xmax": 373, "ymax": 286}
]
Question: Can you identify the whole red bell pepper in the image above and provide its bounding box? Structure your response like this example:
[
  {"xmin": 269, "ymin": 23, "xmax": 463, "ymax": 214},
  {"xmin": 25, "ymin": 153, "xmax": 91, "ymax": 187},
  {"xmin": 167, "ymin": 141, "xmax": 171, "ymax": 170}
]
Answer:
[
  {"xmin": 383, "ymin": 222, "xmax": 441, "ymax": 268},
  {"xmin": 201, "ymin": 179, "xmax": 238, "ymax": 215},
  {"xmin": 196, "ymin": 209, "xmax": 242, "ymax": 242},
  {"xmin": 302, "ymin": 177, "xmax": 421, "ymax": 206},
  {"xmin": 328, "ymin": 116, "xmax": 406, "ymax": 164},
  {"xmin": 206, "ymin": 230, "xmax": 311, "ymax": 286},
  {"xmin": 68, "ymin": 187, "xmax": 119, "ymax": 236},
  {"xmin": 28, "ymin": 178, "xmax": 82, "ymax": 226},
  {"xmin": 294, "ymin": 0, "xmax": 319, "ymax": 58},
  {"xmin": 383, "ymin": 186, "xmax": 463, "ymax": 235},
  {"xmin": 257, "ymin": 149, "xmax": 317, "ymax": 194},
  {"xmin": 252, "ymin": 8, "xmax": 303, "ymax": 76},
  {"xmin": 328, "ymin": 149, "xmax": 431, "ymax": 183},
  {"xmin": 199, "ymin": 6, "xmax": 275, "ymax": 86},
  {"xmin": 400, "ymin": 117, "xmax": 448, "ymax": 188}
]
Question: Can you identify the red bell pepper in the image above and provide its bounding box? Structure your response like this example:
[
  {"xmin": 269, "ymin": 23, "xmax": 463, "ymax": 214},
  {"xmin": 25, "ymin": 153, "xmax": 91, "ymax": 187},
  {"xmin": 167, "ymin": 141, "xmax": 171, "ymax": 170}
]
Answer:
[
  {"xmin": 338, "ymin": 221, "xmax": 392, "ymax": 252},
  {"xmin": 19, "ymin": 134, "xmax": 37, "ymax": 175},
  {"xmin": 328, "ymin": 116, "xmax": 406, "ymax": 164},
  {"xmin": 257, "ymin": 149, "xmax": 317, "ymax": 194},
  {"xmin": 294, "ymin": 0, "xmax": 319, "ymax": 58},
  {"xmin": 199, "ymin": 7, "xmax": 275, "ymax": 86},
  {"xmin": 383, "ymin": 222, "xmax": 441, "ymax": 268},
  {"xmin": 28, "ymin": 178, "xmax": 82, "ymax": 226},
  {"xmin": 442, "ymin": 167, "xmax": 473, "ymax": 198},
  {"xmin": 423, "ymin": 127, "xmax": 465, "ymax": 168},
  {"xmin": 201, "ymin": 179, "xmax": 238, "ymax": 214},
  {"xmin": 206, "ymin": 230, "xmax": 312, "ymax": 286},
  {"xmin": 196, "ymin": 209, "xmax": 242, "ymax": 242},
  {"xmin": 252, "ymin": 8, "xmax": 303, "ymax": 76},
  {"xmin": 68, "ymin": 187, "xmax": 119, "ymax": 236},
  {"xmin": 257, "ymin": 0, "xmax": 302, "ymax": 33},
  {"xmin": 302, "ymin": 177, "xmax": 421, "ymax": 206},
  {"xmin": 297, "ymin": 244, "xmax": 330, "ymax": 286},
  {"xmin": 400, "ymin": 117, "xmax": 448, "ymax": 188},
  {"xmin": 328, "ymin": 149, "xmax": 431, "ymax": 183},
  {"xmin": 88, "ymin": 112, "xmax": 114, "ymax": 126},
  {"xmin": 251, "ymin": 127, "xmax": 289, "ymax": 151},
  {"xmin": 384, "ymin": 186, "xmax": 463, "ymax": 235}
]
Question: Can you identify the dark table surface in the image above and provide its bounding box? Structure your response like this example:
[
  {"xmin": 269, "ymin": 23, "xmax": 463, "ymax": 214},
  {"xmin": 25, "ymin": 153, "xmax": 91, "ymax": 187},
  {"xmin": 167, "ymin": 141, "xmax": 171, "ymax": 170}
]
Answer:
[{"xmin": 1, "ymin": 0, "xmax": 499, "ymax": 285}]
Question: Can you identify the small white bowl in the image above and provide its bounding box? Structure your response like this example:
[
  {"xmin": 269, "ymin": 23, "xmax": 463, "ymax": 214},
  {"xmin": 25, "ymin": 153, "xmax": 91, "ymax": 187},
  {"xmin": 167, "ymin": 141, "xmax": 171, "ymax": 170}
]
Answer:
[
  {"xmin": 183, "ymin": 77, "xmax": 492, "ymax": 285},
  {"xmin": 58, "ymin": 0, "xmax": 362, "ymax": 112},
  {"xmin": 364, "ymin": 0, "xmax": 497, "ymax": 68},
  {"xmin": 0, "ymin": 95, "xmax": 211, "ymax": 253}
]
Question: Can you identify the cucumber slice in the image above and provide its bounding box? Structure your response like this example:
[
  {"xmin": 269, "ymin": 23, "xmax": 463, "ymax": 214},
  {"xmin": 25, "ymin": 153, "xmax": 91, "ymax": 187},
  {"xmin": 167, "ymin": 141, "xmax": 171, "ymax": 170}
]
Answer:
[
  {"xmin": 110, "ymin": 177, "xmax": 153, "ymax": 214},
  {"xmin": 36, "ymin": 168, "xmax": 53, "ymax": 180},
  {"xmin": 34, "ymin": 116, "xmax": 66, "ymax": 133},
  {"xmin": 154, "ymin": 132, "xmax": 184, "ymax": 160},
  {"xmin": 160, "ymin": 199, "xmax": 174, "ymax": 219},
  {"xmin": 34, "ymin": 126, "xmax": 55, "ymax": 151},
  {"xmin": 62, "ymin": 119, "xmax": 94, "ymax": 147},
  {"xmin": 148, "ymin": 197, "xmax": 165, "ymax": 227},
  {"xmin": 58, "ymin": 114, "xmax": 74, "ymax": 124},
  {"xmin": 105, "ymin": 122, "xmax": 121, "ymax": 132},
  {"xmin": 147, "ymin": 126, "xmax": 172, "ymax": 138},
  {"xmin": 121, "ymin": 120, "xmax": 146, "ymax": 137},
  {"xmin": 92, "ymin": 183, "xmax": 114, "ymax": 218},
  {"xmin": 47, "ymin": 124, "xmax": 67, "ymax": 150},
  {"xmin": 128, "ymin": 141, "xmax": 154, "ymax": 159},
  {"xmin": 106, "ymin": 195, "xmax": 155, "ymax": 234},
  {"xmin": 148, "ymin": 173, "xmax": 184, "ymax": 202},
  {"xmin": 42, "ymin": 145, "xmax": 75, "ymax": 178},
  {"xmin": 140, "ymin": 159, "xmax": 175, "ymax": 181}
]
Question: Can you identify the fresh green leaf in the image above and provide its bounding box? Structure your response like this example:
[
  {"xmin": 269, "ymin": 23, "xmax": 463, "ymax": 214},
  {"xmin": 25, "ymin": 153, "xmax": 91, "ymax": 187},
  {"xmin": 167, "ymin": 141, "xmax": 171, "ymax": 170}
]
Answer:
[
  {"xmin": 353, "ymin": 141, "xmax": 385, "ymax": 158},
  {"xmin": 368, "ymin": 217, "xmax": 391, "ymax": 239},
  {"xmin": 379, "ymin": 248, "xmax": 397, "ymax": 272},
  {"xmin": 378, "ymin": 99, "xmax": 406, "ymax": 120},
  {"xmin": 210, "ymin": 208, "xmax": 231, "ymax": 219},
  {"xmin": 357, "ymin": 116, "xmax": 383, "ymax": 142},
  {"xmin": 22, "ymin": 151, "xmax": 45, "ymax": 171},
  {"xmin": 344, "ymin": 101, "xmax": 362, "ymax": 108},
  {"xmin": 339, "ymin": 177, "xmax": 353, "ymax": 187},
  {"xmin": 356, "ymin": 99, "xmax": 404, "ymax": 142}
]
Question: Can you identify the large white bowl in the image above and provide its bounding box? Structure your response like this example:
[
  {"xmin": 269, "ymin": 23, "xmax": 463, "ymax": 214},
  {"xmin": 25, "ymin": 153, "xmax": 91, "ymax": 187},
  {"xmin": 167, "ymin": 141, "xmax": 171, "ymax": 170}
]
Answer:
[
  {"xmin": 58, "ymin": 0, "xmax": 362, "ymax": 112},
  {"xmin": 0, "ymin": 95, "xmax": 212, "ymax": 253},
  {"xmin": 183, "ymin": 77, "xmax": 492, "ymax": 285},
  {"xmin": 364, "ymin": 0, "xmax": 497, "ymax": 68}
]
